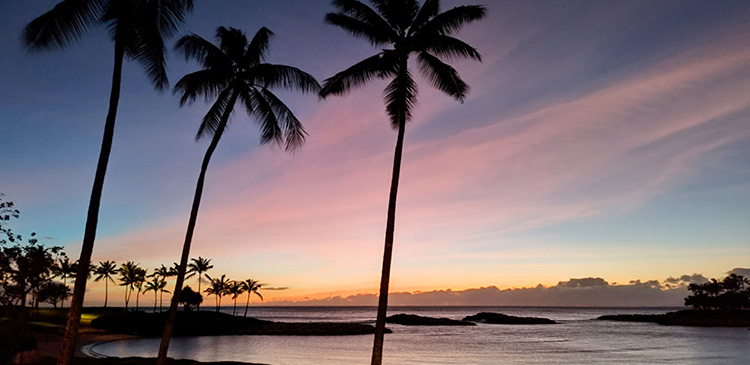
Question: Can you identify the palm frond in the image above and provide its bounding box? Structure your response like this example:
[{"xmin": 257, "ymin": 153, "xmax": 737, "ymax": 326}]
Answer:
[
  {"xmin": 319, "ymin": 53, "xmax": 395, "ymax": 97},
  {"xmin": 409, "ymin": 0, "xmax": 440, "ymax": 36},
  {"xmin": 216, "ymin": 26, "xmax": 248, "ymax": 61},
  {"xmin": 173, "ymin": 69, "xmax": 229, "ymax": 106},
  {"xmin": 384, "ymin": 68, "xmax": 417, "ymax": 127},
  {"xmin": 176, "ymin": 34, "xmax": 232, "ymax": 70},
  {"xmin": 23, "ymin": 0, "xmax": 105, "ymax": 51},
  {"xmin": 196, "ymin": 88, "xmax": 234, "ymax": 140},
  {"xmin": 369, "ymin": 0, "xmax": 419, "ymax": 32},
  {"xmin": 419, "ymin": 34, "xmax": 481, "ymax": 62},
  {"xmin": 245, "ymin": 27, "xmax": 273, "ymax": 66},
  {"xmin": 245, "ymin": 88, "xmax": 283, "ymax": 146},
  {"xmin": 417, "ymin": 52, "xmax": 468, "ymax": 101},
  {"xmin": 250, "ymin": 64, "xmax": 321, "ymax": 93},
  {"xmin": 133, "ymin": 10, "xmax": 168, "ymax": 90},
  {"xmin": 154, "ymin": 0, "xmax": 194, "ymax": 38},
  {"xmin": 325, "ymin": 13, "xmax": 394, "ymax": 46},
  {"xmin": 259, "ymin": 88, "xmax": 307, "ymax": 152},
  {"xmin": 328, "ymin": 0, "xmax": 396, "ymax": 44},
  {"xmin": 418, "ymin": 5, "xmax": 486, "ymax": 36}
]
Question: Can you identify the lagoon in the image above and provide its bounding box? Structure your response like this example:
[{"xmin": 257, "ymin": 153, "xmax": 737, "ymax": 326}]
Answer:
[{"xmin": 88, "ymin": 306, "xmax": 750, "ymax": 364}]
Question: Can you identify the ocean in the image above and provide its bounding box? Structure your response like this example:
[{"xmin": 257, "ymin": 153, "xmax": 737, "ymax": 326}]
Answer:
[{"xmin": 87, "ymin": 306, "xmax": 750, "ymax": 364}]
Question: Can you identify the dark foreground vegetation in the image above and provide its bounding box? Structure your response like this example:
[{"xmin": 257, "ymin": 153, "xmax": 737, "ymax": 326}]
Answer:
[
  {"xmin": 92, "ymin": 310, "xmax": 386, "ymax": 336},
  {"xmin": 599, "ymin": 273, "xmax": 750, "ymax": 327},
  {"xmin": 598, "ymin": 309, "xmax": 750, "ymax": 327},
  {"xmin": 463, "ymin": 312, "xmax": 558, "ymax": 324}
]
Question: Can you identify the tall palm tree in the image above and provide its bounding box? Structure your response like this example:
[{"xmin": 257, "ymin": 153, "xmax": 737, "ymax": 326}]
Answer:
[
  {"xmin": 204, "ymin": 274, "xmax": 230, "ymax": 312},
  {"xmin": 23, "ymin": 1, "xmax": 193, "ymax": 362},
  {"xmin": 186, "ymin": 256, "xmax": 213, "ymax": 302},
  {"xmin": 319, "ymin": 1, "xmax": 485, "ymax": 363},
  {"xmin": 93, "ymin": 260, "xmax": 117, "ymax": 307},
  {"xmin": 157, "ymin": 26, "xmax": 319, "ymax": 364},
  {"xmin": 227, "ymin": 280, "xmax": 245, "ymax": 316},
  {"xmin": 242, "ymin": 279, "xmax": 263, "ymax": 317}
]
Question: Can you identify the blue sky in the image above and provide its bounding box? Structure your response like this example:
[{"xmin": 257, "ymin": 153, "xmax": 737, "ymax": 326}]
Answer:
[{"xmin": 1, "ymin": 0, "xmax": 749, "ymax": 305}]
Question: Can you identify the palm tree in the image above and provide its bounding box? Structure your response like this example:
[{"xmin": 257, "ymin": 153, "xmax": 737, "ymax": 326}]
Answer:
[
  {"xmin": 157, "ymin": 26, "xmax": 319, "ymax": 363},
  {"xmin": 23, "ymin": 2, "xmax": 194, "ymax": 362},
  {"xmin": 93, "ymin": 260, "xmax": 117, "ymax": 307},
  {"xmin": 319, "ymin": 1, "xmax": 485, "ymax": 363},
  {"xmin": 186, "ymin": 256, "xmax": 213, "ymax": 303},
  {"xmin": 242, "ymin": 279, "xmax": 263, "ymax": 317},
  {"xmin": 52, "ymin": 257, "xmax": 77, "ymax": 308},
  {"xmin": 227, "ymin": 281, "xmax": 245, "ymax": 316},
  {"xmin": 204, "ymin": 274, "xmax": 230, "ymax": 312},
  {"xmin": 144, "ymin": 276, "xmax": 167, "ymax": 312},
  {"xmin": 118, "ymin": 261, "xmax": 143, "ymax": 311},
  {"xmin": 133, "ymin": 267, "xmax": 147, "ymax": 311}
]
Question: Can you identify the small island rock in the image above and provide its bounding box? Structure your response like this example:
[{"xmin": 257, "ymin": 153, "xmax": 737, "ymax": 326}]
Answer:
[
  {"xmin": 386, "ymin": 314, "xmax": 475, "ymax": 326},
  {"xmin": 463, "ymin": 312, "xmax": 557, "ymax": 325}
]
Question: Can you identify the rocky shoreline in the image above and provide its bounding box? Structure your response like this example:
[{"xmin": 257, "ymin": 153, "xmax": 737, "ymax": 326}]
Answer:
[{"xmin": 597, "ymin": 309, "xmax": 750, "ymax": 327}]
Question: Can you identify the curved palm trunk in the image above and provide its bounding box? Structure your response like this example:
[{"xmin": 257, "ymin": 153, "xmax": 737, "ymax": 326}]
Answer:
[
  {"xmin": 58, "ymin": 41, "xmax": 124, "ymax": 365},
  {"xmin": 154, "ymin": 292, "xmax": 158, "ymax": 313},
  {"xmin": 157, "ymin": 91, "xmax": 238, "ymax": 365},
  {"xmin": 371, "ymin": 114, "xmax": 406, "ymax": 365}
]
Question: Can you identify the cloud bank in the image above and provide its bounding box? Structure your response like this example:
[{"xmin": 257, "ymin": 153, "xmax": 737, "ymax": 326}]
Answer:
[{"xmin": 268, "ymin": 273, "xmax": 718, "ymax": 307}]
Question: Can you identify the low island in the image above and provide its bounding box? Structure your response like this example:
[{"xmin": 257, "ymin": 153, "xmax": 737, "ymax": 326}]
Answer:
[{"xmin": 463, "ymin": 312, "xmax": 557, "ymax": 324}]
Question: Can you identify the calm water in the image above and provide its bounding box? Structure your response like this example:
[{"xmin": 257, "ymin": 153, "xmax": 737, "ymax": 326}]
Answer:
[{"xmin": 88, "ymin": 306, "xmax": 750, "ymax": 364}]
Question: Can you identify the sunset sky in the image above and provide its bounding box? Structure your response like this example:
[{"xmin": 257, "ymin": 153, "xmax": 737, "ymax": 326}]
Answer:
[{"xmin": 1, "ymin": 0, "xmax": 749, "ymax": 306}]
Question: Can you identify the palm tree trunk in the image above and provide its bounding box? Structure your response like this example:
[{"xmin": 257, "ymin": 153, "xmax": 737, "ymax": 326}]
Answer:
[
  {"xmin": 104, "ymin": 279, "xmax": 109, "ymax": 308},
  {"xmin": 244, "ymin": 292, "xmax": 250, "ymax": 317},
  {"xmin": 157, "ymin": 91, "xmax": 238, "ymax": 365},
  {"xmin": 196, "ymin": 274, "xmax": 201, "ymax": 311},
  {"xmin": 371, "ymin": 111, "xmax": 407, "ymax": 365},
  {"xmin": 154, "ymin": 292, "xmax": 158, "ymax": 313},
  {"xmin": 58, "ymin": 41, "xmax": 124, "ymax": 365}
]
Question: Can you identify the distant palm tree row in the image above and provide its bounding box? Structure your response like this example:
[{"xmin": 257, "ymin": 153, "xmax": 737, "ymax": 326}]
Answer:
[
  {"xmin": 23, "ymin": 1, "xmax": 485, "ymax": 364},
  {"xmin": 45, "ymin": 256, "xmax": 264, "ymax": 315}
]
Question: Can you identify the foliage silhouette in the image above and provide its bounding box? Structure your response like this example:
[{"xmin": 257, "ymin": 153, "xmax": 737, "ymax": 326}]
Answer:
[
  {"xmin": 186, "ymin": 256, "xmax": 213, "ymax": 309},
  {"xmin": 227, "ymin": 280, "xmax": 245, "ymax": 316},
  {"xmin": 178, "ymin": 285, "xmax": 202, "ymax": 311},
  {"xmin": 93, "ymin": 260, "xmax": 117, "ymax": 308},
  {"xmin": 23, "ymin": 1, "xmax": 194, "ymax": 362},
  {"xmin": 319, "ymin": 1, "xmax": 485, "ymax": 363},
  {"xmin": 157, "ymin": 26, "xmax": 320, "ymax": 363},
  {"xmin": 685, "ymin": 274, "xmax": 750, "ymax": 310},
  {"xmin": 243, "ymin": 278, "xmax": 263, "ymax": 317}
]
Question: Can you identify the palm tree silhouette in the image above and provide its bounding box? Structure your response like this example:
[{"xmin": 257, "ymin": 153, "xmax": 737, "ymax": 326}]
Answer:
[
  {"xmin": 204, "ymin": 274, "xmax": 230, "ymax": 312},
  {"xmin": 242, "ymin": 279, "xmax": 263, "ymax": 317},
  {"xmin": 227, "ymin": 280, "xmax": 245, "ymax": 316},
  {"xmin": 157, "ymin": 26, "xmax": 320, "ymax": 363},
  {"xmin": 93, "ymin": 260, "xmax": 117, "ymax": 308},
  {"xmin": 186, "ymin": 256, "xmax": 213, "ymax": 305},
  {"xmin": 23, "ymin": 1, "xmax": 193, "ymax": 361},
  {"xmin": 319, "ymin": 1, "xmax": 485, "ymax": 363},
  {"xmin": 144, "ymin": 276, "xmax": 167, "ymax": 313},
  {"xmin": 118, "ymin": 261, "xmax": 144, "ymax": 311},
  {"xmin": 133, "ymin": 267, "xmax": 147, "ymax": 311},
  {"xmin": 52, "ymin": 257, "xmax": 77, "ymax": 308}
]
